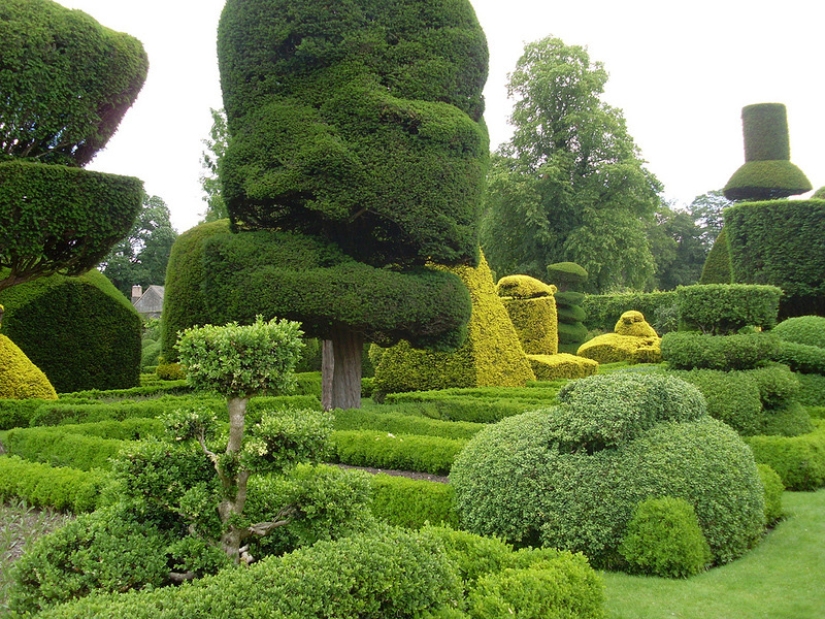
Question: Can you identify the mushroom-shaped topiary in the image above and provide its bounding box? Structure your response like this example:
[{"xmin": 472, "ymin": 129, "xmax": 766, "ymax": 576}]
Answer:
[
  {"xmin": 450, "ymin": 372, "xmax": 766, "ymax": 569},
  {"xmin": 496, "ymin": 275, "xmax": 558, "ymax": 355},
  {"xmin": 577, "ymin": 310, "xmax": 661, "ymax": 364},
  {"xmin": 723, "ymin": 103, "xmax": 811, "ymax": 202}
]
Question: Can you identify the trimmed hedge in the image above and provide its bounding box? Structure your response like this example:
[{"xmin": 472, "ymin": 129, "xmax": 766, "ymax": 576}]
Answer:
[
  {"xmin": 0, "ymin": 269, "xmax": 142, "ymax": 392},
  {"xmin": 0, "ymin": 455, "xmax": 108, "ymax": 512},
  {"xmin": 661, "ymin": 331, "xmax": 779, "ymax": 371},
  {"xmin": 331, "ymin": 430, "xmax": 465, "ymax": 475},
  {"xmin": 528, "ymin": 353, "xmax": 599, "ymax": 381},
  {"xmin": 1, "ymin": 428, "xmax": 126, "ymax": 471},
  {"xmin": 796, "ymin": 373, "xmax": 825, "ymax": 407},
  {"xmin": 677, "ymin": 284, "xmax": 782, "ymax": 335},
  {"xmin": 757, "ymin": 464, "xmax": 784, "ymax": 525},
  {"xmin": 770, "ymin": 340, "xmax": 825, "ymax": 374},
  {"xmin": 333, "ymin": 408, "xmax": 484, "ymax": 440},
  {"xmin": 369, "ymin": 474, "xmax": 458, "ymax": 529},
  {"xmin": 725, "ymin": 199, "xmax": 825, "ymax": 318},
  {"xmin": 745, "ymin": 420, "xmax": 825, "ymax": 491},
  {"xmin": 497, "ymin": 275, "xmax": 558, "ymax": 355}
]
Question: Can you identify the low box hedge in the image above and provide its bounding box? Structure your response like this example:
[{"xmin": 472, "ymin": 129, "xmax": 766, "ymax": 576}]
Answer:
[
  {"xmin": 745, "ymin": 420, "xmax": 825, "ymax": 490},
  {"xmin": 369, "ymin": 473, "xmax": 458, "ymax": 528},
  {"xmin": 0, "ymin": 455, "xmax": 108, "ymax": 512},
  {"xmin": 331, "ymin": 430, "xmax": 465, "ymax": 475}
]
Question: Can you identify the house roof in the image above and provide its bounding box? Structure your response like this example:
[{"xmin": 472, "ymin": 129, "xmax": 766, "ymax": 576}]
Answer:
[{"xmin": 133, "ymin": 285, "xmax": 164, "ymax": 316}]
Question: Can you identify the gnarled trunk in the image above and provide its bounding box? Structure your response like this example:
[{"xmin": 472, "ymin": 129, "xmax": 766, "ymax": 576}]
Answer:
[
  {"xmin": 219, "ymin": 396, "xmax": 250, "ymax": 563},
  {"xmin": 330, "ymin": 327, "xmax": 364, "ymax": 410}
]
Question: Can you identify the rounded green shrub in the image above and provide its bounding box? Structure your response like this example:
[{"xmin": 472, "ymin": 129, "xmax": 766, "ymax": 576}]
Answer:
[
  {"xmin": 0, "ymin": 270, "xmax": 142, "ymax": 392},
  {"xmin": 450, "ymin": 373, "xmax": 765, "ymax": 568},
  {"xmin": 770, "ymin": 340, "xmax": 825, "ymax": 374},
  {"xmin": 756, "ymin": 463, "xmax": 784, "ymax": 525},
  {"xmin": 618, "ymin": 496, "xmax": 711, "ymax": 578},
  {"xmin": 677, "ymin": 284, "xmax": 781, "ymax": 335},
  {"xmin": 772, "ymin": 316, "xmax": 825, "ymax": 350}
]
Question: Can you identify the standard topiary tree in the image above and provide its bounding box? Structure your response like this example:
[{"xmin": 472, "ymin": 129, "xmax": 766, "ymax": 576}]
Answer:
[
  {"xmin": 175, "ymin": 316, "xmax": 312, "ymax": 562},
  {"xmin": 164, "ymin": 0, "xmax": 491, "ymax": 411},
  {"xmin": 723, "ymin": 103, "xmax": 811, "ymax": 201},
  {"xmin": 0, "ymin": 0, "xmax": 147, "ymax": 293}
]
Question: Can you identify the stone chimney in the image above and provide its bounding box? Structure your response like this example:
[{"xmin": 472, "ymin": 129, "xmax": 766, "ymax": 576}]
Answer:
[{"xmin": 131, "ymin": 285, "xmax": 143, "ymax": 304}]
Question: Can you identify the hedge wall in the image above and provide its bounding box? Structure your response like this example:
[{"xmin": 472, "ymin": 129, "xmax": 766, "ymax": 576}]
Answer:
[
  {"xmin": 0, "ymin": 269, "xmax": 142, "ymax": 392},
  {"xmin": 726, "ymin": 199, "xmax": 825, "ymax": 318},
  {"xmin": 677, "ymin": 283, "xmax": 782, "ymax": 334}
]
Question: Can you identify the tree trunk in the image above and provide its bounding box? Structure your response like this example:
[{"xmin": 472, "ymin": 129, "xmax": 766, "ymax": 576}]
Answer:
[
  {"xmin": 330, "ymin": 328, "xmax": 364, "ymax": 410},
  {"xmin": 219, "ymin": 396, "xmax": 250, "ymax": 563},
  {"xmin": 321, "ymin": 339, "xmax": 334, "ymax": 411}
]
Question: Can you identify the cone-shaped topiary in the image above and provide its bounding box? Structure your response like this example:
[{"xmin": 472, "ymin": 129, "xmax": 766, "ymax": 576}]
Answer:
[
  {"xmin": 723, "ymin": 103, "xmax": 811, "ymax": 201},
  {"xmin": 372, "ymin": 253, "xmax": 535, "ymax": 394}
]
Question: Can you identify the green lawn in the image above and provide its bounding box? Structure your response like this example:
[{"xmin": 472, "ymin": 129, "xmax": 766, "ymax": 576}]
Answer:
[{"xmin": 603, "ymin": 490, "xmax": 825, "ymax": 619}]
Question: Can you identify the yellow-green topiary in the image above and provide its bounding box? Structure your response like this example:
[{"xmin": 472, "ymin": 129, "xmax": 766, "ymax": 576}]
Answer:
[
  {"xmin": 528, "ymin": 353, "xmax": 599, "ymax": 381},
  {"xmin": 497, "ymin": 275, "xmax": 558, "ymax": 355},
  {"xmin": 373, "ymin": 253, "xmax": 535, "ymax": 394},
  {"xmin": 0, "ymin": 334, "xmax": 58, "ymax": 400},
  {"xmin": 578, "ymin": 310, "xmax": 662, "ymax": 364}
]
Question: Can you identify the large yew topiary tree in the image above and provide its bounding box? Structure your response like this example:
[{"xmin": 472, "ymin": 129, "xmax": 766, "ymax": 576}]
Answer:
[
  {"xmin": 0, "ymin": 0, "xmax": 147, "ymax": 293},
  {"xmin": 194, "ymin": 0, "xmax": 490, "ymax": 409}
]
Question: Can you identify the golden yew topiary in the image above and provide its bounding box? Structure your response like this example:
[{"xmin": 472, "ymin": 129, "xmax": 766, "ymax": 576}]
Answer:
[
  {"xmin": 497, "ymin": 275, "xmax": 559, "ymax": 355},
  {"xmin": 0, "ymin": 305, "xmax": 58, "ymax": 399},
  {"xmin": 578, "ymin": 310, "xmax": 662, "ymax": 364}
]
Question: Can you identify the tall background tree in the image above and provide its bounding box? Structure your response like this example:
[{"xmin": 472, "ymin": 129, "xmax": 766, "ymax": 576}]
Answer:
[
  {"xmin": 0, "ymin": 0, "xmax": 147, "ymax": 293},
  {"xmin": 101, "ymin": 194, "xmax": 178, "ymax": 297},
  {"xmin": 199, "ymin": 108, "xmax": 229, "ymax": 223},
  {"xmin": 480, "ymin": 36, "xmax": 662, "ymax": 293}
]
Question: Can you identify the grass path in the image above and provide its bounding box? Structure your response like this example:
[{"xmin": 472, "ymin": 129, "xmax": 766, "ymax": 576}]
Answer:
[{"xmin": 602, "ymin": 490, "xmax": 825, "ymax": 619}]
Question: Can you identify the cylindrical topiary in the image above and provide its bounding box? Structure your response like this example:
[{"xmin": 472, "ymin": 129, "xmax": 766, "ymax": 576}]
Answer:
[
  {"xmin": 723, "ymin": 103, "xmax": 812, "ymax": 201},
  {"xmin": 496, "ymin": 275, "xmax": 558, "ymax": 355}
]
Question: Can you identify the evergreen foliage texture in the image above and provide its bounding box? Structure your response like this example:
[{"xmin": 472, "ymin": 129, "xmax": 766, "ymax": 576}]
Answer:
[
  {"xmin": 0, "ymin": 0, "xmax": 147, "ymax": 292},
  {"xmin": 450, "ymin": 373, "xmax": 766, "ymax": 569},
  {"xmin": 0, "ymin": 269, "xmax": 142, "ymax": 392},
  {"xmin": 725, "ymin": 199, "xmax": 825, "ymax": 318}
]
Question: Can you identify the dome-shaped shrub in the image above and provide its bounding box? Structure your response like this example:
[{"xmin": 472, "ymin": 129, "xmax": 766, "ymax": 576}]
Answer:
[
  {"xmin": 0, "ymin": 334, "xmax": 58, "ymax": 400},
  {"xmin": 450, "ymin": 373, "xmax": 765, "ymax": 569},
  {"xmin": 772, "ymin": 316, "xmax": 825, "ymax": 350}
]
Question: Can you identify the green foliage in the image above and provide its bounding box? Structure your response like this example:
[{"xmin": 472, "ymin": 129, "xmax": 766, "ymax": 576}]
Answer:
[
  {"xmin": 160, "ymin": 219, "xmax": 230, "ymax": 362},
  {"xmin": 369, "ymin": 474, "xmax": 459, "ymax": 529},
  {"xmin": 101, "ymin": 194, "xmax": 178, "ymax": 297},
  {"xmin": 480, "ymin": 37, "xmax": 661, "ymax": 293},
  {"xmin": 699, "ymin": 226, "xmax": 733, "ymax": 284},
  {"xmin": 332, "ymin": 430, "xmax": 465, "ymax": 475},
  {"xmin": 0, "ymin": 456, "xmax": 107, "ymax": 512},
  {"xmin": 498, "ymin": 276, "xmax": 558, "ymax": 355},
  {"xmin": 677, "ymin": 284, "xmax": 781, "ymax": 334},
  {"xmin": 0, "ymin": 269, "xmax": 142, "ymax": 392},
  {"xmin": 745, "ymin": 420, "xmax": 825, "ymax": 490},
  {"xmin": 451, "ymin": 373, "xmax": 765, "ymax": 568},
  {"xmin": 619, "ymin": 496, "xmax": 711, "ymax": 578},
  {"xmin": 333, "ymin": 408, "xmax": 484, "ymax": 440},
  {"xmin": 582, "ymin": 290, "xmax": 678, "ymax": 332},
  {"xmin": 2, "ymin": 428, "xmax": 126, "ymax": 471},
  {"xmin": 0, "ymin": 0, "xmax": 147, "ymax": 166},
  {"xmin": 8, "ymin": 508, "xmax": 171, "ymax": 615},
  {"xmin": 218, "ymin": 0, "xmax": 488, "ymax": 269},
  {"xmin": 547, "ymin": 262, "xmax": 589, "ymax": 289},
  {"xmin": 177, "ymin": 316, "xmax": 304, "ymax": 399},
  {"xmin": 661, "ymin": 331, "xmax": 780, "ymax": 371},
  {"xmin": 796, "ymin": 373, "xmax": 825, "ymax": 406},
  {"xmin": 770, "ymin": 340, "xmax": 825, "ymax": 374},
  {"xmin": 756, "ymin": 464, "xmax": 784, "ymax": 525},
  {"xmin": 725, "ymin": 199, "xmax": 825, "ymax": 317},
  {"xmin": 772, "ymin": 315, "xmax": 825, "ymax": 349},
  {"xmin": 198, "ymin": 108, "xmax": 229, "ymax": 223}
]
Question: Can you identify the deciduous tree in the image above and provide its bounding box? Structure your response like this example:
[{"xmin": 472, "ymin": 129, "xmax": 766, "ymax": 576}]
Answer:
[{"xmin": 480, "ymin": 36, "xmax": 661, "ymax": 293}]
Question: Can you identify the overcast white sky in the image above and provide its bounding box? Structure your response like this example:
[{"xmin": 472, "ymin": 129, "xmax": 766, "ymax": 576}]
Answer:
[{"xmin": 58, "ymin": 0, "xmax": 824, "ymax": 233}]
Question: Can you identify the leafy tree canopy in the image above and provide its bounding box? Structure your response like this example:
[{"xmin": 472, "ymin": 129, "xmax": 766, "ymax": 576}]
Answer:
[
  {"xmin": 480, "ymin": 36, "xmax": 662, "ymax": 293},
  {"xmin": 101, "ymin": 195, "xmax": 179, "ymax": 297},
  {"xmin": 199, "ymin": 108, "xmax": 229, "ymax": 224}
]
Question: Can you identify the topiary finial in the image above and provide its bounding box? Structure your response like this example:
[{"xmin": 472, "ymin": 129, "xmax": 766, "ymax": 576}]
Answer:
[{"xmin": 723, "ymin": 103, "xmax": 812, "ymax": 201}]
